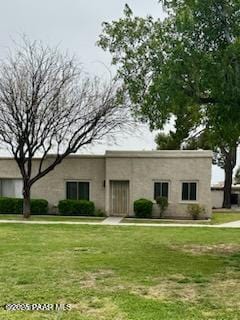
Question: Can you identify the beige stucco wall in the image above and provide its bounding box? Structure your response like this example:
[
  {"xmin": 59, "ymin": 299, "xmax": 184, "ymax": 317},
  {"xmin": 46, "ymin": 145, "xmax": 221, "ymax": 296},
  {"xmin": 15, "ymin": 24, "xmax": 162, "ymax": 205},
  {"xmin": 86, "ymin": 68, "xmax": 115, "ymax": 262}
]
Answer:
[
  {"xmin": 211, "ymin": 190, "xmax": 224, "ymax": 209},
  {"xmin": 0, "ymin": 150, "xmax": 212, "ymax": 217},
  {"xmin": 105, "ymin": 151, "xmax": 212, "ymax": 218},
  {"xmin": 0, "ymin": 156, "xmax": 106, "ymax": 212}
]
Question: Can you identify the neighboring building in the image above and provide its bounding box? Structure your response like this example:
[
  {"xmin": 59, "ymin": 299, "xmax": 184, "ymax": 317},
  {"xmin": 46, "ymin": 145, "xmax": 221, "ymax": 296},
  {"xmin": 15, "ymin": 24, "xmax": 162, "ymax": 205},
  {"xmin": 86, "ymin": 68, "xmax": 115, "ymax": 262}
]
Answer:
[
  {"xmin": 0, "ymin": 150, "xmax": 213, "ymax": 218},
  {"xmin": 211, "ymin": 183, "xmax": 240, "ymax": 208}
]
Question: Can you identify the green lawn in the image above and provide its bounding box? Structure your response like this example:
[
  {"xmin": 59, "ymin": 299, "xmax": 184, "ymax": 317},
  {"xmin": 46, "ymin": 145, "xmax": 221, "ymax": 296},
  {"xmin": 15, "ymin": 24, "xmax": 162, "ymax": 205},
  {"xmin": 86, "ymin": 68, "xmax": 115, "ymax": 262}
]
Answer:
[
  {"xmin": 0, "ymin": 224, "xmax": 240, "ymax": 319},
  {"xmin": 210, "ymin": 212, "xmax": 240, "ymax": 224},
  {"xmin": 0, "ymin": 212, "xmax": 239, "ymax": 226},
  {"xmin": 123, "ymin": 211, "xmax": 240, "ymax": 225},
  {"xmin": 122, "ymin": 218, "xmax": 210, "ymax": 224},
  {"xmin": 0, "ymin": 214, "xmax": 105, "ymax": 222}
]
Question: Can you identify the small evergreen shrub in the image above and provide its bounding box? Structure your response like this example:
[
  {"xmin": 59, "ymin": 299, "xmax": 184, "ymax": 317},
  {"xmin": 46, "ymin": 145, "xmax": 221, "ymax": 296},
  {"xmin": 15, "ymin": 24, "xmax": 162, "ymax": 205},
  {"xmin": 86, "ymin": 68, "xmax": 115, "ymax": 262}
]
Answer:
[
  {"xmin": 30, "ymin": 199, "xmax": 48, "ymax": 215},
  {"xmin": 134, "ymin": 198, "xmax": 153, "ymax": 218},
  {"xmin": 0, "ymin": 197, "xmax": 48, "ymax": 214},
  {"xmin": 94, "ymin": 208, "xmax": 106, "ymax": 217},
  {"xmin": 15, "ymin": 198, "xmax": 23, "ymax": 214},
  {"xmin": 0, "ymin": 197, "xmax": 18, "ymax": 213},
  {"xmin": 58, "ymin": 199, "xmax": 95, "ymax": 216},
  {"xmin": 58, "ymin": 200, "xmax": 74, "ymax": 215},
  {"xmin": 187, "ymin": 204, "xmax": 206, "ymax": 220},
  {"xmin": 156, "ymin": 196, "xmax": 169, "ymax": 218}
]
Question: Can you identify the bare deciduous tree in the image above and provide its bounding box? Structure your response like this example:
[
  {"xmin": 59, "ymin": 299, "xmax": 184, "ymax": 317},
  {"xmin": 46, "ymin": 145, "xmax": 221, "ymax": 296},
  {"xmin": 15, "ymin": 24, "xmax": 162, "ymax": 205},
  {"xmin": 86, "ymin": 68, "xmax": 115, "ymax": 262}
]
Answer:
[{"xmin": 0, "ymin": 38, "xmax": 129, "ymax": 218}]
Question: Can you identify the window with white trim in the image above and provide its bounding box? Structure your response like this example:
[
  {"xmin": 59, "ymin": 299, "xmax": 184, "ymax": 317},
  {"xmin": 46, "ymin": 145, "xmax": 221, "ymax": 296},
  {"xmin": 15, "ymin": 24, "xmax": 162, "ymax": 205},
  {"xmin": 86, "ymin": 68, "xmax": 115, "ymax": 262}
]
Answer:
[
  {"xmin": 154, "ymin": 182, "xmax": 169, "ymax": 200},
  {"xmin": 66, "ymin": 181, "xmax": 90, "ymax": 200},
  {"xmin": 182, "ymin": 182, "xmax": 197, "ymax": 201},
  {"xmin": 0, "ymin": 179, "xmax": 23, "ymax": 198}
]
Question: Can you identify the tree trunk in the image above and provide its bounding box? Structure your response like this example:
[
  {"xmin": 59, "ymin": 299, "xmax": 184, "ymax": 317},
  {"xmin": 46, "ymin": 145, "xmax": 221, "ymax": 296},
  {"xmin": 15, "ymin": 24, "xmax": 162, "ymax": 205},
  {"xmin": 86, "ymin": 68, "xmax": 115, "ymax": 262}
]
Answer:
[
  {"xmin": 222, "ymin": 162, "xmax": 233, "ymax": 208},
  {"xmin": 23, "ymin": 184, "xmax": 31, "ymax": 218},
  {"xmin": 222, "ymin": 147, "xmax": 237, "ymax": 209}
]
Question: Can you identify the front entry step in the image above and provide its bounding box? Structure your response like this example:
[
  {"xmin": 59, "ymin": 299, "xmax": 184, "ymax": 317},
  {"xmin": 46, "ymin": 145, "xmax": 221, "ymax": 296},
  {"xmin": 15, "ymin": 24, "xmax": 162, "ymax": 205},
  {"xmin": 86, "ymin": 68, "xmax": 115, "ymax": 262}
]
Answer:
[{"xmin": 102, "ymin": 217, "xmax": 123, "ymax": 225}]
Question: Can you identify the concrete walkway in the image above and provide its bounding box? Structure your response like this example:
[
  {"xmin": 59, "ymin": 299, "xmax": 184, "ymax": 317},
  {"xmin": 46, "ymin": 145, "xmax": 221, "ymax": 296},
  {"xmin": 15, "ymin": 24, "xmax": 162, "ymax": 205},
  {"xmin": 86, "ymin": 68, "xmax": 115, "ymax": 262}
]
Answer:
[
  {"xmin": 0, "ymin": 218, "xmax": 239, "ymax": 228},
  {"xmin": 219, "ymin": 220, "xmax": 240, "ymax": 228},
  {"xmin": 101, "ymin": 217, "xmax": 123, "ymax": 225}
]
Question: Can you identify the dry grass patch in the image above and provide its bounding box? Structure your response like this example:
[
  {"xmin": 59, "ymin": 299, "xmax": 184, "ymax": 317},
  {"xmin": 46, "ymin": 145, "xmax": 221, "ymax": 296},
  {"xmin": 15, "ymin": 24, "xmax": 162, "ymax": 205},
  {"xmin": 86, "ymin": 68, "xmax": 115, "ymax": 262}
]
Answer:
[
  {"xmin": 130, "ymin": 278, "xmax": 200, "ymax": 303},
  {"xmin": 127, "ymin": 272, "xmax": 240, "ymax": 309},
  {"xmin": 79, "ymin": 270, "xmax": 115, "ymax": 289},
  {"xmin": 206, "ymin": 277, "xmax": 240, "ymax": 308},
  {"xmin": 170, "ymin": 244, "xmax": 240, "ymax": 255},
  {"xmin": 73, "ymin": 268, "xmax": 240, "ymax": 310},
  {"xmin": 75, "ymin": 270, "xmax": 202, "ymax": 303},
  {"xmin": 71, "ymin": 297, "xmax": 127, "ymax": 320}
]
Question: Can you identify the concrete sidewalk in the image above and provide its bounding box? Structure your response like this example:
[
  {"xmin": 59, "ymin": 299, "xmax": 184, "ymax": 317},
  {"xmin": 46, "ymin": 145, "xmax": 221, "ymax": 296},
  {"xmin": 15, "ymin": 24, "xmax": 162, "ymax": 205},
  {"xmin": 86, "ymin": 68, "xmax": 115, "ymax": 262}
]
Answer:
[
  {"xmin": 0, "ymin": 218, "xmax": 239, "ymax": 228},
  {"xmin": 219, "ymin": 220, "xmax": 240, "ymax": 228},
  {"xmin": 101, "ymin": 217, "xmax": 123, "ymax": 225}
]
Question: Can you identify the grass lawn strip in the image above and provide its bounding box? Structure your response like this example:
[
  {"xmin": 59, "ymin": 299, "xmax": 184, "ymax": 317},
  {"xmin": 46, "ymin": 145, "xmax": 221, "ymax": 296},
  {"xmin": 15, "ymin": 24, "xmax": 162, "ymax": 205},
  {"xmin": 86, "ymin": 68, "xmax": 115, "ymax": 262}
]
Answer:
[
  {"xmin": 0, "ymin": 214, "xmax": 105, "ymax": 222},
  {"xmin": 0, "ymin": 212, "xmax": 240, "ymax": 226},
  {"xmin": 0, "ymin": 224, "xmax": 239, "ymax": 319},
  {"xmin": 122, "ymin": 212, "xmax": 240, "ymax": 225}
]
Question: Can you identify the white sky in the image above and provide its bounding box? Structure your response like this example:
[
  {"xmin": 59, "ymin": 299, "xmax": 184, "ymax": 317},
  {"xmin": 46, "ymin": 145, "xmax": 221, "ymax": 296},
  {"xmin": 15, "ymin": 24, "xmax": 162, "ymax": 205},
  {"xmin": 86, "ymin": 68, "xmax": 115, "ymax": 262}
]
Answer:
[{"xmin": 0, "ymin": 0, "xmax": 227, "ymax": 183}]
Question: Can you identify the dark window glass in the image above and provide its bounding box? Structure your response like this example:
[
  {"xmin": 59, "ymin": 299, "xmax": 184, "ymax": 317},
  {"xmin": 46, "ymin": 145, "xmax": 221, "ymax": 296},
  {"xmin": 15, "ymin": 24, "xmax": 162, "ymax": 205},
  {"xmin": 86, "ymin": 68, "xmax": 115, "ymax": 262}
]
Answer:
[
  {"xmin": 154, "ymin": 182, "xmax": 169, "ymax": 200},
  {"xmin": 154, "ymin": 183, "xmax": 161, "ymax": 200},
  {"xmin": 162, "ymin": 182, "xmax": 169, "ymax": 198},
  {"xmin": 78, "ymin": 182, "xmax": 89, "ymax": 200},
  {"xmin": 190, "ymin": 183, "xmax": 197, "ymax": 200},
  {"xmin": 182, "ymin": 182, "xmax": 197, "ymax": 201},
  {"xmin": 182, "ymin": 183, "xmax": 189, "ymax": 201},
  {"xmin": 66, "ymin": 182, "xmax": 77, "ymax": 200},
  {"xmin": 66, "ymin": 181, "xmax": 90, "ymax": 200}
]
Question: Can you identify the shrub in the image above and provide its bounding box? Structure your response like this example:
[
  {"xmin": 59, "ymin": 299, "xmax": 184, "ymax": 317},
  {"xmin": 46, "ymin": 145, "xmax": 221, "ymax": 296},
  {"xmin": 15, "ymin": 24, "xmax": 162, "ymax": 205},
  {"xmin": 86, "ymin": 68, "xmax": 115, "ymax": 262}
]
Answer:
[
  {"xmin": 156, "ymin": 196, "xmax": 168, "ymax": 218},
  {"xmin": 15, "ymin": 198, "xmax": 24, "ymax": 214},
  {"xmin": 58, "ymin": 199, "xmax": 95, "ymax": 216},
  {"xmin": 134, "ymin": 198, "xmax": 153, "ymax": 218},
  {"xmin": 0, "ymin": 197, "xmax": 48, "ymax": 214},
  {"xmin": 58, "ymin": 200, "xmax": 74, "ymax": 215},
  {"xmin": 30, "ymin": 199, "xmax": 48, "ymax": 215},
  {"xmin": 94, "ymin": 208, "xmax": 106, "ymax": 217},
  {"xmin": 187, "ymin": 204, "xmax": 206, "ymax": 220},
  {"xmin": 0, "ymin": 197, "xmax": 18, "ymax": 214}
]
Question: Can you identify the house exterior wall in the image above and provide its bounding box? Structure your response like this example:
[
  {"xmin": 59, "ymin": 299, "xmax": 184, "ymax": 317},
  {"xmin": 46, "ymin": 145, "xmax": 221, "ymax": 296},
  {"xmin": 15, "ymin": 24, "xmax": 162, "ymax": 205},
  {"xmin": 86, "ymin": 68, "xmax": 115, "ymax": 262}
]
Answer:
[
  {"xmin": 105, "ymin": 151, "xmax": 212, "ymax": 218},
  {"xmin": 211, "ymin": 190, "xmax": 224, "ymax": 209},
  {"xmin": 0, "ymin": 150, "xmax": 212, "ymax": 218},
  {"xmin": 0, "ymin": 156, "xmax": 106, "ymax": 212},
  {"xmin": 211, "ymin": 185, "xmax": 240, "ymax": 208}
]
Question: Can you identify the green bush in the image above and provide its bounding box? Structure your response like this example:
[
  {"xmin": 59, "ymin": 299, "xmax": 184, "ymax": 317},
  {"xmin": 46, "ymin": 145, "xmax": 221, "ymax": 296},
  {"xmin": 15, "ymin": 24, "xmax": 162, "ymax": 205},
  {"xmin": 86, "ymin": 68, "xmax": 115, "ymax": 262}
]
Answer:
[
  {"xmin": 156, "ymin": 196, "xmax": 169, "ymax": 218},
  {"xmin": 15, "ymin": 198, "xmax": 24, "ymax": 214},
  {"xmin": 58, "ymin": 199, "xmax": 95, "ymax": 216},
  {"xmin": 0, "ymin": 197, "xmax": 18, "ymax": 214},
  {"xmin": 30, "ymin": 199, "xmax": 48, "ymax": 214},
  {"xmin": 187, "ymin": 204, "xmax": 206, "ymax": 220},
  {"xmin": 134, "ymin": 198, "xmax": 153, "ymax": 218},
  {"xmin": 0, "ymin": 197, "xmax": 48, "ymax": 214},
  {"xmin": 94, "ymin": 208, "xmax": 106, "ymax": 217}
]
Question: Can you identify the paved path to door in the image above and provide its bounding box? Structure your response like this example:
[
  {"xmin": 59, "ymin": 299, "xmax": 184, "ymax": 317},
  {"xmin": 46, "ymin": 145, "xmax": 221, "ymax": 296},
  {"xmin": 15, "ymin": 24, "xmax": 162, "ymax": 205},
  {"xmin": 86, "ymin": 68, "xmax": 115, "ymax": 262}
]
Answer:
[
  {"xmin": 101, "ymin": 217, "xmax": 123, "ymax": 225},
  {"xmin": 0, "ymin": 217, "xmax": 239, "ymax": 228}
]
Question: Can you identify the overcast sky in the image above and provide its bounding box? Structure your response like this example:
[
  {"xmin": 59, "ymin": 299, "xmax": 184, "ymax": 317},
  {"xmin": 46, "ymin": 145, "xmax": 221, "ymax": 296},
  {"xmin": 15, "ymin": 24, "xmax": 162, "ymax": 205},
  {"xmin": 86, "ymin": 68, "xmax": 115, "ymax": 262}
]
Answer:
[{"xmin": 0, "ymin": 0, "xmax": 225, "ymax": 182}]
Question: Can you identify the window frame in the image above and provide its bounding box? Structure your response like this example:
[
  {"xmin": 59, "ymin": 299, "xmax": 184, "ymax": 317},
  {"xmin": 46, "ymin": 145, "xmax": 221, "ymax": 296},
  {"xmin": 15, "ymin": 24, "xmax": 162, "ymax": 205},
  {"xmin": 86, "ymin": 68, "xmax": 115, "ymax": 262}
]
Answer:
[
  {"xmin": 153, "ymin": 180, "xmax": 170, "ymax": 202},
  {"xmin": 180, "ymin": 181, "xmax": 198, "ymax": 203},
  {"xmin": 0, "ymin": 178, "xmax": 23, "ymax": 198},
  {"xmin": 65, "ymin": 180, "xmax": 91, "ymax": 201}
]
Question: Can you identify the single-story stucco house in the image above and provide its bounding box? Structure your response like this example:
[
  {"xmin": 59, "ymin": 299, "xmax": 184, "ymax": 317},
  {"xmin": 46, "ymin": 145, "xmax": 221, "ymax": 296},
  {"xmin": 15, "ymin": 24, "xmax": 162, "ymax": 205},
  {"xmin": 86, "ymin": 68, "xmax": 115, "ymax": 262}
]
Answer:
[{"xmin": 0, "ymin": 150, "xmax": 213, "ymax": 218}]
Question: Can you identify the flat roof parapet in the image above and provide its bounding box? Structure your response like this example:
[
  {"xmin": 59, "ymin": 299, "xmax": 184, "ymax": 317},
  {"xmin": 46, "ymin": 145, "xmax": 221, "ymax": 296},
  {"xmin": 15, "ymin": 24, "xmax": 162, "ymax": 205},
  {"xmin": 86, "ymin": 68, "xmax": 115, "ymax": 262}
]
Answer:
[
  {"xmin": 105, "ymin": 150, "xmax": 213, "ymax": 158},
  {"xmin": 0, "ymin": 150, "xmax": 213, "ymax": 160}
]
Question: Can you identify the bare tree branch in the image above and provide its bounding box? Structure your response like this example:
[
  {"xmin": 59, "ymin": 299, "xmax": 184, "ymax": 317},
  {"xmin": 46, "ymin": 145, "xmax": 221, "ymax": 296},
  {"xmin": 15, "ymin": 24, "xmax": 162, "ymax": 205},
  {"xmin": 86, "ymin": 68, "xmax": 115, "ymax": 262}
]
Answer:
[{"xmin": 0, "ymin": 37, "xmax": 130, "ymax": 217}]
